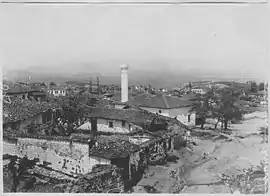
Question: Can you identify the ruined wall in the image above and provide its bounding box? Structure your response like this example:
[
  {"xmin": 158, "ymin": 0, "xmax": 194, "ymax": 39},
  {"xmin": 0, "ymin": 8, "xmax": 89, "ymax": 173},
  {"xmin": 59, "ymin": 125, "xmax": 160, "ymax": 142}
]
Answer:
[
  {"xmin": 7, "ymin": 138, "xmax": 110, "ymax": 175},
  {"xmin": 147, "ymin": 140, "xmax": 167, "ymax": 165},
  {"xmin": 73, "ymin": 165, "xmax": 124, "ymax": 193},
  {"xmin": 128, "ymin": 137, "xmax": 172, "ymax": 186}
]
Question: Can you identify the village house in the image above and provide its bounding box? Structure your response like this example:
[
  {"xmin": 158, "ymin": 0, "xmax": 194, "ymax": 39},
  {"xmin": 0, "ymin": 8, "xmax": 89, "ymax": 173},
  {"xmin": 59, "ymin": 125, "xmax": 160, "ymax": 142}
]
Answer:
[
  {"xmin": 6, "ymin": 83, "xmax": 47, "ymax": 101},
  {"xmin": 48, "ymin": 85, "xmax": 67, "ymax": 97},
  {"xmin": 3, "ymin": 131, "xmax": 178, "ymax": 188},
  {"xmin": 3, "ymin": 102, "xmax": 188, "ymax": 190},
  {"xmin": 3, "ymin": 97, "xmax": 61, "ymax": 134},
  {"xmin": 76, "ymin": 106, "xmax": 170, "ymax": 134},
  {"xmin": 114, "ymin": 93, "xmax": 196, "ymax": 126}
]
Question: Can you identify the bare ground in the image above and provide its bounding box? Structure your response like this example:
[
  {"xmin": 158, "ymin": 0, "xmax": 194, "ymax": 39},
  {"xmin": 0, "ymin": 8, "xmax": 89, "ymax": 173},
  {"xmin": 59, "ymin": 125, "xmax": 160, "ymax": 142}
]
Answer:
[{"xmin": 134, "ymin": 111, "xmax": 268, "ymax": 194}]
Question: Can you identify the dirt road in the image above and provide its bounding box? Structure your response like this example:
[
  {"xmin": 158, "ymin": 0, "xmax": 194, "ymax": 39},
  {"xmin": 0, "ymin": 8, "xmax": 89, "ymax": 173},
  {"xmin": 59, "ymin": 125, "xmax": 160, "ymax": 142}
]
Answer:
[{"xmin": 134, "ymin": 111, "xmax": 268, "ymax": 194}]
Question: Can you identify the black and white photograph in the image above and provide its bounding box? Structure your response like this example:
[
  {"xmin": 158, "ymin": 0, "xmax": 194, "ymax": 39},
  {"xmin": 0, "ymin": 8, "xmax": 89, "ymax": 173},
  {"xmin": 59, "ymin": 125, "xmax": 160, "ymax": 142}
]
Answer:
[{"xmin": 1, "ymin": 0, "xmax": 268, "ymax": 194}]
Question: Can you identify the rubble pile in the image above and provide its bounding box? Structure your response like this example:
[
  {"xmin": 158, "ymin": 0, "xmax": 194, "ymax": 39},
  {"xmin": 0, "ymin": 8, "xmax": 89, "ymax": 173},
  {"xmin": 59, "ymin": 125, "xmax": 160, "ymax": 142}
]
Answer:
[
  {"xmin": 65, "ymin": 164, "xmax": 124, "ymax": 193},
  {"xmin": 218, "ymin": 164, "xmax": 268, "ymax": 194},
  {"xmin": 148, "ymin": 143, "xmax": 166, "ymax": 165}
]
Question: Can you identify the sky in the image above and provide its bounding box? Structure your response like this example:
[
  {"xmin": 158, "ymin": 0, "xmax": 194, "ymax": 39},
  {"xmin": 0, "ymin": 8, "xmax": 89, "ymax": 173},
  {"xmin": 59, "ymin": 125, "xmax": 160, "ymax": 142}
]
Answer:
[{"xmin": 1, "ymin": 2, "xmax": 269, "ymax": 81}]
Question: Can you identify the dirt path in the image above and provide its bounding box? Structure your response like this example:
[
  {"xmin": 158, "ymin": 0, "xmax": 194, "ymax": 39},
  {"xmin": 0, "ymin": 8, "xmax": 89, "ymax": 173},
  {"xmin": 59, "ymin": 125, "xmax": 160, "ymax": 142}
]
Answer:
[
  {"xmin": 134, "ymin": 111, "xmax": 268, "ymax": 194},
  {"xmin": 181, "ymin": 111, "xmax": 268, "ymax": 193}
]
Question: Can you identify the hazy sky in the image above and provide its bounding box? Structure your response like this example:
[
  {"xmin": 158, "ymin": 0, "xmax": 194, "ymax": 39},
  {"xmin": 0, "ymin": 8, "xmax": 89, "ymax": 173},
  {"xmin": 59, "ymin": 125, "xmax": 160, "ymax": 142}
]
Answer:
[{"xmin": 1, "ymin": 3, "xmax": 269, "ymax": 80}]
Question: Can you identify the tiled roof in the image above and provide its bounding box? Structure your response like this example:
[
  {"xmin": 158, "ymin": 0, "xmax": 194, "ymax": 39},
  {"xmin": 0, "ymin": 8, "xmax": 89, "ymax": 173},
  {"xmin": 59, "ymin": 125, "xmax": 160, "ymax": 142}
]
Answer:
[
  {"xmin": 82, "ymin": 107, "xmax": 159, "ymax": 128},
  {"xmin": 82, "ymin": 106, "xmax": 189, "ymax": 133},
  {"xmin": 3, "ymin": 97, "xmax": 60, "ymax": 124},
  {"xmin": 125, "ymin": 93, "xmax": 193, "ymax": 109},
  {"xmin": 89, "ymin": 135, "xmax": 140, "ymax": 159},
  {"xmin": 6, "ymin": 84, "xmax": 30, "ymax": 94},
  {"xmin": 48, "ymin": 86, "xmax": 67, "ymax": 90}
]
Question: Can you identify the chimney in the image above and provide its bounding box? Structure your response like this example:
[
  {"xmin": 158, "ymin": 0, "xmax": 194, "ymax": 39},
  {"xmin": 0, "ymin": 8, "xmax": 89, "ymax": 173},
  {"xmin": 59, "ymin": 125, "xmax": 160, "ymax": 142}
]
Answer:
[{"xmin": 120, "ymin": 64, "xmax": 128, "ymax": 103}]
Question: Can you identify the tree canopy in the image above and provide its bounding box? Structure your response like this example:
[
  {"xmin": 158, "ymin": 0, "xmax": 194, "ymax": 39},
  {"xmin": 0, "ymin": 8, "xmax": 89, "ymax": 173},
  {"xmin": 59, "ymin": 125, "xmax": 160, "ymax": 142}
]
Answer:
[{"xmin": 190, "ymin": 87, "xmax": 243, "ymax": 130}]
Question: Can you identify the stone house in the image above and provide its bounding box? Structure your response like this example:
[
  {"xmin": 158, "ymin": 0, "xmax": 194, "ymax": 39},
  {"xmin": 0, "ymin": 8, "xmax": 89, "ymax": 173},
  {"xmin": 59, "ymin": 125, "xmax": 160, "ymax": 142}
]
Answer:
[
  {"xmin": 3, "ymin": 97, "xmax": 61, "ymax": 134},
  {"xmin": 114, "ymin": 93, "xmax": 196, "ymax": 126},
  {"xmin": 77, "ymin": 107, "xmax": 170, "ymax": 134},
  {"xmin": 3, "ymin": 114, "xmax": 186, "ymax": 190},
  {"xmin": 3, "ymin": 135, "xmax": 111, "ymax": 176},
  {"xmin": 48, "ymin": 85, "xmax": 67, "ymax": 97},
  {"xmin": 6, "ymin": 84, "xmax": 47, "ymax": 101}
]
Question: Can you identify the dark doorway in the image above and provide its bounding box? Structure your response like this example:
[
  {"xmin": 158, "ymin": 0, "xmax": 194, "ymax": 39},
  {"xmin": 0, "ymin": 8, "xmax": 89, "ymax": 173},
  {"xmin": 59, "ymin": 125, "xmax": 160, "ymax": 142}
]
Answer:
[{"xmin": 188, "ymin": 114, "xmax": 191, "ymax": 122}]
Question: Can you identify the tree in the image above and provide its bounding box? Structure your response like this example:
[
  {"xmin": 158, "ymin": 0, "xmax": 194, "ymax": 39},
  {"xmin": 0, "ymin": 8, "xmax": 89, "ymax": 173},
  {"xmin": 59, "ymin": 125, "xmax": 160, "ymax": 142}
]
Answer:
[
  {"xmin": 259, "ymin": 82, "xmax": 265, "ymax": 91},
  {"xmin": 212, "ymin": 88, "xmax": 243, "ymax": 130},
  {"xmin": 7, "ymin": 156, "xmax": 38, "ymax": 192},
  {"xmin": 189, "ymin": 91, "xmax": 213, "ymax": 129},
  {"xmin": 190, "ymin": 87, "xmax": 243, "ymax": 130}
]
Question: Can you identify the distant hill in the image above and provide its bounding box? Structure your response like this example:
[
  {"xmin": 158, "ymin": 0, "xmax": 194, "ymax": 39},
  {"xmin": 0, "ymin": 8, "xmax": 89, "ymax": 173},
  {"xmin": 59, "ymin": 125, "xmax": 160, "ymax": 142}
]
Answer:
[{"xmin": 3, "ymin": 65, "xmax": 255, "ymax": 89}]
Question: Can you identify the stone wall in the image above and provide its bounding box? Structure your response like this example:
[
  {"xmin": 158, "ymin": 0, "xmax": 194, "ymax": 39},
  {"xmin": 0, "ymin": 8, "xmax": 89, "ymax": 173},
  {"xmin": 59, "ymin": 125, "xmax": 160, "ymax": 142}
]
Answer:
[
  {"xmin": 4, "ymin": 138, "xmax": 111, "ymax": 176},
  {"xmin": 71, "ymin": 165, "xmax": 124, "ymax": 193},
  {"xmin": 147, "ymin": 140, "xmax": 167, "ymax": 165},
  {"xmin": 128, "ymin": 137, "xmax": 173, "ymax": 186}
]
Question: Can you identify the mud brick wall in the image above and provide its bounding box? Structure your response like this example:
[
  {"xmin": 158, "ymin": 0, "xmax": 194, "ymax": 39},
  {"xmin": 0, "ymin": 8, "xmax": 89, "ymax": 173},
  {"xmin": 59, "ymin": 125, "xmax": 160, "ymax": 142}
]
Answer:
[{"xmin": 13, "ymin": 138, "xmax": 110, "ymax": 175}]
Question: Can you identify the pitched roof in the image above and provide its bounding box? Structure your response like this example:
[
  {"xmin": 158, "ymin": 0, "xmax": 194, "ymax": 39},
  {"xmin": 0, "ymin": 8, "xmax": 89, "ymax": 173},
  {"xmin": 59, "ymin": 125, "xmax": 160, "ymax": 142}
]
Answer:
[
  {"xmin": 89, "ymin": 135, "xmax": 140, "ymax": 159},
  {"xmin": 3, "ymin": 97, "xmax": 60, "ymax": 124},
  {"xmin": 125, "ymin": 93, "xmax": 193, "ymax": 109},
  {"xmin": 48, "ymin": 85, "xmax": 67, "ymax": 90},
  {"xmin": 82, "ymin": 107, "xmax": 158, "ymax": 128},
  {"xmin": 6, "ymin": 84, "xmax": 30, "ymax": 94},
  {"xmin": 6, "ymin": 84, "xmax": 45, "ymax": 94},
  {"xmin": 82, "ymin": 106, "xmax": 189, "ymax": 133}
]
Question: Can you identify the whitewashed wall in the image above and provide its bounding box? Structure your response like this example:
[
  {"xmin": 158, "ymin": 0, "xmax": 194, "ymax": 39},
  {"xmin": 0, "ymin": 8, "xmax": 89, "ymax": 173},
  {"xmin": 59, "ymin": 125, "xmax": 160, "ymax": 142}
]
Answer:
[
  {"xmin": 4, "ymin": 138, "xmax": 111, "ymax": 175},
  {"xmin": 128, "ymin": 136, "xmax": 151, "ymax": 145},
  {"xmin": 78, "ymin": 118, "xmax": 136, "ymax": 134}
]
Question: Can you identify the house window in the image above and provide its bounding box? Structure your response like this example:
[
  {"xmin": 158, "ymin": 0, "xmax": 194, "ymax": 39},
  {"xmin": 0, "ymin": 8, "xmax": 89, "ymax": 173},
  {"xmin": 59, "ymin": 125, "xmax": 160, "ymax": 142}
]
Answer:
[
  {"xmin": 129, "ymin": 124, "xmax": 132, "ymax": 131},
  {"xmin": 159, "ymin": 110, "xmax": 162, "ymax": 114},
  {"xmin": 188, "ymin": 114, "xmax": 191, "ymax": 122},
  {"xmin": 55, "ymin": 90, "xmax": 58, "ymax": 94},
  {"xmin": 122, "ymin": 121, "xmax": 126, "ymax": 128},
  {"xmin": 109, "ymin": 121, "xmax": 114, "ymax": 128}
]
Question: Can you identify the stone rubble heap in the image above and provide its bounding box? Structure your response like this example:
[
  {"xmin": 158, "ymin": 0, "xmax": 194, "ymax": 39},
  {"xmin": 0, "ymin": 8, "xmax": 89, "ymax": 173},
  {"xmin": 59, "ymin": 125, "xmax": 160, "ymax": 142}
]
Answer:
[{"xmin": 54, "ymin": 164, "xmax": 125, "ymax": 193}]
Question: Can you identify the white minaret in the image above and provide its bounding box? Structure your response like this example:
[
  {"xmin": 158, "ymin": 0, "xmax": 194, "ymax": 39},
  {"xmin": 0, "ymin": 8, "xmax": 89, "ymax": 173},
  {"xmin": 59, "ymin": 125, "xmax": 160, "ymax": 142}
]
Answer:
[{"xmin": 120, "ymin": 64, "xmax": 129, "ymax": 103}]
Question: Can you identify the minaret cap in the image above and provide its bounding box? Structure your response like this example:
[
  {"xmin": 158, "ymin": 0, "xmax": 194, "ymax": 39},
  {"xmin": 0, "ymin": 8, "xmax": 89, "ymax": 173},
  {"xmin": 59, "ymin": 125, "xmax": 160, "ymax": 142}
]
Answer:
[{"xmin": 120, "ymin": 64, "xmax": 128, "ymax": 70}]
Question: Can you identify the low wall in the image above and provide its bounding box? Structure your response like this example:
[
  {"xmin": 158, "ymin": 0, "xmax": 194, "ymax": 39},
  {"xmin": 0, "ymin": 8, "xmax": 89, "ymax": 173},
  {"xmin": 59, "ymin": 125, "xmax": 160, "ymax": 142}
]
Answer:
[
  {"xmin": 3, "ymin": 137, "xmax": 111, "ymax": 176},
  {"xmin": 73, "ymin": 165, "xmax": 124, "ymax": 193}
]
